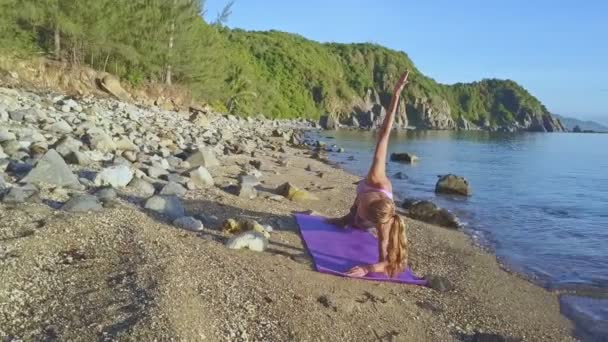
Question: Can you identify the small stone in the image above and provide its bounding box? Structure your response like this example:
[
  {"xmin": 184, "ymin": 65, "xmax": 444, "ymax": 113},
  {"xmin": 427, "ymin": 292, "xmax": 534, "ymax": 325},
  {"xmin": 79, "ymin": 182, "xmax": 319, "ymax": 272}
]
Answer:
[
  {"xmin": 84, "ymin": 127, "xmax": 116, "ymax": 153},
  {"xmin": 52, "ymin": 136, "xmax": 82, "ymax": 157},
  {"xmin": 188, "ymin": 166, "xmax": 214, "ymax": 188},
  {"xmin": 173, "ymin": 216, "xmax": 204, "ymax": 231},
  {"xmin": 95, "ymin": 187, "xmax": 117, "ymax": 202},
  {"xmin": 426, "ymin": 275, "xmax": 453, "ymax": 292},
  {"xmin": 146, "ymin": 166, "xmax": 168, "ymax": 179},
  {"xmin": 144, "ymin": 195, "xmax": 185, "ymax": 220},
  {"xmin": 393, "ymin": 172, "xmax": 408, "ymax": 180},
  {"xmin": 186, "ymin": 147, "xmax": 220, "ymax": 168},
  {"xmin": 61, "ymin": 194, "xmax": 103, "ymax": 212},
  {"xmin": 0, "ymin": 129, "xmax": 16, "ymax": 143},
  {"xmin": 48, "ymin": 120, "xmax": 73, "ymax": 134},
  {"xmin": 159, "ymin": 181, "xmax": 187, "ymax": 197},
  {"xmin": 249, "ymin": 160, "xmax": 262, "ymax": 170},
  {"xmin": 122, "ymin": 150, "xmax": 138, "ymax": 162},
  {"xmin": 2, "ymin": 184, "xmax": 39, "ymax": 203},
  {"xmin": 65, "ymin": 151, "xmax": 91, "ymax": 165},
  {"xmin": 94, "ymin": 165, "xmax": 133, "ymax": 188},
  {"xmin": 225, "ymin": 231, "xmax": 268, "ymax": 252},
  {"xmin": 435, "ymin": 174, "xmax": 471, "ymax": 196},
  {"xmin": 127, "ymin": 177, "xmax": 156, "ymax": 196},
  {"xmin": 276, "ymin": 182, "xmax": 318, "ymax": 202},
  {"xmin": 390, "ymin": 152, "xmax": 419, "ymax": 163}
]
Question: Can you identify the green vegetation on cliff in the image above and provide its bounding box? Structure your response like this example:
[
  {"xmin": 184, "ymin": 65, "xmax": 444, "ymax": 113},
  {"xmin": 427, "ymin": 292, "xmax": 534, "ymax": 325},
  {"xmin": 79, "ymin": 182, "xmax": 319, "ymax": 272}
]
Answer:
[{"xmin": 0, "ymin": 0, "xmax": 555, "ymax": 128}]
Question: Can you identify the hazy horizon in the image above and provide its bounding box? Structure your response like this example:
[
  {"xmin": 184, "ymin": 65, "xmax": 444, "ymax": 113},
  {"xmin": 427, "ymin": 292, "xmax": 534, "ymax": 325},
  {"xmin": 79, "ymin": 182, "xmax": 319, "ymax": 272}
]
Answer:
[{"xmin": 205, "ymin": 0, "xmax": 607, "ymax": 123}]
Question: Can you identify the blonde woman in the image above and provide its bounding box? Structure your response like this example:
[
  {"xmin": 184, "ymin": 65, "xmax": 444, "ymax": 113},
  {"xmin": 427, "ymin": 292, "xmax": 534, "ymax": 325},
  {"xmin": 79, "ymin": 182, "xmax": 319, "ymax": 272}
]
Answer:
[{"xmin": 328, "ymin": 71, "xmax": 410, "ymax": 278}]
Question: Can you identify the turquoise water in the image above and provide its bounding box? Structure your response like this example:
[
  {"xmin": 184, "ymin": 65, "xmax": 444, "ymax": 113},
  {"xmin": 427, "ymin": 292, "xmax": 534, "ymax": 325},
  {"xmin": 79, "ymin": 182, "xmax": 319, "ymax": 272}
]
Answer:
[{"xmin": 321, "ymin": 130, "xmax": 608, "ymax": 340}]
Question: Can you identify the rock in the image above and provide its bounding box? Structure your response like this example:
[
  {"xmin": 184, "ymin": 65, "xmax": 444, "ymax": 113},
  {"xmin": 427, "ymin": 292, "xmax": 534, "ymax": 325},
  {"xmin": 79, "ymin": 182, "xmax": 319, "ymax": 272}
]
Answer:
[
  {"xmin": 146, "ymin": 166, "xmax": 169, "ymax": 179},
  {"xmin": 144, "ymin": 195, "xmax": 185, "ymax": 220},
  {"xmin": 435, "ymin": 174, "xmax": 471, "ymax": 196},
  {"xmin": 84, "ymin": 127, "xmax": 116, "ymax": 153},
  {"xmin": 48, "ymin": 120, "xmax": 73, "ymax": 134},
  {"xmin": 122, "ymin": 150, "xmax": 138, "ymax": 162},
  {"xmin": 237, "ymin": 174, "xmax": 259, "ymax": 199},
  {"xmin": 95, "ymin": 187, "xmax": 118, "ymax": 202},
  {"xmin": 52, "ymin": 136, "xmax": 82, "ymax": 157},
  {"xmin": 159, "ymin": 181, "xmax": 187, "ymax": 197},
  {"xmin": 249, "ymin": 160, "xmax": 262, "ymax": 170},
  {"xmin": 221, "ymin": 218, "xmax": 270, "ymax": 238},
  {"xmin": 0, "ymin": 129, "xmax": 16, "ymax": 143},
  {"xmin": 320, "ymin": 114, "xmax": 339, "ymax": 130},
  {"xmin": 20, "ymin": 149, "xmax": 81, "ymax": 189},
  {"xmin": 277, "ymin": 182, "xmax": 318, "ymax": 202},
  {"xmin": 404, "ymin": 200, "xmax": 460, "ymax": 229},
  {"xmin": 426, "ymin": 275, "xmax": 453, "ymax": 292},
  {"xmin": 30, "ymin": 141, "xmax": 48, "ymax": 156},
  {"xmin": 188, "ymin": 166, "xmax": 214, "ymax": 188},
  {"xmin": 164, "ymin": 173, "xmax": 189, "ymax": 185},
  {"xmin": 127, "ymin": 177, "xmax": 156, "ymax": 196},
  {"xmin": 1, "ymin": 184, "xmax": 39, "ymax": 203},
  {"xmin": 173, "ymin": 216, "xmax": 204, "ymax": 231},
  {"xmin": 393, "ymin": 172, "xmax": 408, "ymax": 180},
  {"xmin": 61, "ymin": 194, "xmax": 103, "ymax": 212},
  {"xmin": 99, "ymin": 74, "xmax": 130, "ymax": 101},
  {"xmin": 65, "ymin": 151, "xmax": 91, "ymax": 165},
  {"xmin": 390, "ymin": 152, "xmax": 419, "ymax": 163},
  {"xmin": 114, "ymin": 136, "xmax": 138, "ymax": 152},
  {"xmin": 94, "ymin": 165, "xmax": 133, "ymax": 188},
  {"xmin": 225, "ymin": 231, "xmax": 268, "ymax": 252},
  {"xmin": 2, "ymin": 140, "xmax": 22, "ymax": 156},
  {"xmin": 186, "ymin": 147, "xmax": 219, "ymax": 168}
]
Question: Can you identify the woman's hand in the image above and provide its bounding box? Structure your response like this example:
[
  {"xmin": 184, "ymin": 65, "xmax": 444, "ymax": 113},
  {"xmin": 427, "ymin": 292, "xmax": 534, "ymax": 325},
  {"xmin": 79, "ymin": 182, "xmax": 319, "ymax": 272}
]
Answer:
[
  {"xmin": 345, "ymin": 265, "xmax": 370, "ymax": 277},
  {"xmin": 326, "ymin": 215, "xmax": 349, "ymax": 228},
  {"xmin": 393, "ymin": 71, "xmax": 410, "ymax": 94}
]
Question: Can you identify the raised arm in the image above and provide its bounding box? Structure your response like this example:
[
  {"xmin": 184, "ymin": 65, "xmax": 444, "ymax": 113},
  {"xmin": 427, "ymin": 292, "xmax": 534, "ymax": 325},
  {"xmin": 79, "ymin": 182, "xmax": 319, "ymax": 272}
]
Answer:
[{"xmin": 366, "ymin": 71, "xmax": 410, "ymax": 187}]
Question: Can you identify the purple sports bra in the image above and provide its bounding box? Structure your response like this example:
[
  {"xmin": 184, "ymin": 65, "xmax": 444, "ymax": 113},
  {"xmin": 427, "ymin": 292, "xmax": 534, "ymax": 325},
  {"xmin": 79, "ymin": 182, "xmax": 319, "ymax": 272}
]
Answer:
[{"xmin": 353, "ymin": 180, "xmax": 393, "ymax": 229}]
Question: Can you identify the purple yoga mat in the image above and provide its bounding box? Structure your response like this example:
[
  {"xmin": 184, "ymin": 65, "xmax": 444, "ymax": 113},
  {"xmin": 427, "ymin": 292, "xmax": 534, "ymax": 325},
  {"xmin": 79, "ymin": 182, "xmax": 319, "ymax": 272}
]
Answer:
[{"xmin": 295, "ymin": 214, "xmax": 427, "ymax": 285}]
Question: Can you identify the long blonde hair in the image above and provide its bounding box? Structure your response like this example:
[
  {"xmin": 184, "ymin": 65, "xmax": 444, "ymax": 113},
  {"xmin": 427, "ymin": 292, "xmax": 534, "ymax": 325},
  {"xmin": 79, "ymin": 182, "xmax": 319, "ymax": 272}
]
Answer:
[{"xmin": 368, "ymin": 198, "xmax": 408, "ymax": 278}]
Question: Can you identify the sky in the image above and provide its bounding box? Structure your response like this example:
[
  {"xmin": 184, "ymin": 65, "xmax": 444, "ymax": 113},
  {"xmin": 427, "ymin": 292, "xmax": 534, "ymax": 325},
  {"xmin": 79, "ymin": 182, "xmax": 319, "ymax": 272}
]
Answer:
[{"xmin": 204, "ymin": 0, "xmax": 608, "ymax": 124}]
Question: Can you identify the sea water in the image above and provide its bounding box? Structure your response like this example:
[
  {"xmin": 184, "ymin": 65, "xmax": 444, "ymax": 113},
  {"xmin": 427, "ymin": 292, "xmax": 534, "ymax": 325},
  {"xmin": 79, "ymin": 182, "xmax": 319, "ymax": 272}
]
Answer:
[{"xmin": 322, "ymin": 130, "xmax": 608, "ymax": 340}]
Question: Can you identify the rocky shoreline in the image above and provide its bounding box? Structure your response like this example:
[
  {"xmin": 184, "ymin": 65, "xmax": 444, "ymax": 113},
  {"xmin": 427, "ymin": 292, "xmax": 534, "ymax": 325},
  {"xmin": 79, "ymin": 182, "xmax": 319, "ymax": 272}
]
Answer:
[{"xmin": 0, "ymin": 87, "xmax": 575, "ymax": 341}]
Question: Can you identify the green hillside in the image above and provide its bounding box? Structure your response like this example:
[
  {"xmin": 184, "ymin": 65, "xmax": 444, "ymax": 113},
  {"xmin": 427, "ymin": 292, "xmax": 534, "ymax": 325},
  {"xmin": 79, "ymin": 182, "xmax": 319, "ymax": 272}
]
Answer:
[{"xmin": 0, "ymin": 0, "xmax": 562, "ymax": 130}]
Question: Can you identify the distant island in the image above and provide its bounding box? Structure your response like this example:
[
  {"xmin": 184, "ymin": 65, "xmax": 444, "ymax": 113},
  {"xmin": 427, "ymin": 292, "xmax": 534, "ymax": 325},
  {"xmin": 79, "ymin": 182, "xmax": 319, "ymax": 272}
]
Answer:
[{"xmin": 552, "ymin": 114, "xmax": 608, "ymax": 133}]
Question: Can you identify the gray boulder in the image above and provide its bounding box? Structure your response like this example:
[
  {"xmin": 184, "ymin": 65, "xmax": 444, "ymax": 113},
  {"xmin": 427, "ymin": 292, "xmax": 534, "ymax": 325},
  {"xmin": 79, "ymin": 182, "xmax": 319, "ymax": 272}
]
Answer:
[
  {"xmin": 144, "ymin": 195, "xmax": 185, "ymax": 220},
  {"xmin": 94, "ymin": 165, "xmax": 133, "ymax": 188},
  {"xmin": 61, "ymin": 194, "xmax": 103, "ymax": 212},
  {"xmin": 20, "ymin": 149, "xmax": 80, "ymax": 189},
  {"xmin": 435, "ymin": 174, "xmax": 471, "ymax": 196}
]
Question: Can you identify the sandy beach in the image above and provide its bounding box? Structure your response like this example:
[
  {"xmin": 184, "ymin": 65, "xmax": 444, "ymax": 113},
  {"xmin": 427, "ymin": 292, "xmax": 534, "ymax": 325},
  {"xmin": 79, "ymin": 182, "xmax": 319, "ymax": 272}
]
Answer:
[{"xmin": 0, "ymin": 136, "xmax": 574, "ymax": 341}]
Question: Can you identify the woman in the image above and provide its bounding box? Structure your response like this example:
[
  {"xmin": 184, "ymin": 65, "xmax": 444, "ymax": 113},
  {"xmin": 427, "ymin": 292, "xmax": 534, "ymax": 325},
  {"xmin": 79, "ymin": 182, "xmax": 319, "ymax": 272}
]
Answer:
[{"xmin": 327, "ymin": 71, "xmax": 410, "ymax": 278}]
